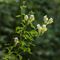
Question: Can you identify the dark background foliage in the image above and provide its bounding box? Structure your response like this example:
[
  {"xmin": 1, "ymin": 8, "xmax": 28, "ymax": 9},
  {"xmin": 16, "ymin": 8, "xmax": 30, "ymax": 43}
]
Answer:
[{"xmin": 0, "ymin": 0, "xmax": 60, "ymax": 60}]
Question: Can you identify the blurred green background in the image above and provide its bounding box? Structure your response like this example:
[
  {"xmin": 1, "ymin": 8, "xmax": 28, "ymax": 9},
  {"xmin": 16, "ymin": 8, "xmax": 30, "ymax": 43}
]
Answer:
[{"xmin": 0, "ymin": 0, "xmax": 60, "ymax": 60}]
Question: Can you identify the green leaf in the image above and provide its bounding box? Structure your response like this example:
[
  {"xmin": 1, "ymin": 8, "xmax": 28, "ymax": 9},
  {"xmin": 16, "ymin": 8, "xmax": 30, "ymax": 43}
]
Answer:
[{"xmin": 16, "ymin": 15, "xmax": 21, "ymax": 17}]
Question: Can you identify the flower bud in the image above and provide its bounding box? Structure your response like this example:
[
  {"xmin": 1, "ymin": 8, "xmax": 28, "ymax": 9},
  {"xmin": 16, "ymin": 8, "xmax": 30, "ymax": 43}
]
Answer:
[
  {"xmin": 44, "ymin": 15, "xmax": 48, "ymax": 24},
  {"xmin": 44, "ymin": 15, "xmax": 48, "ymax": 21},
  {"xmin": 30, "ymin": 15, "xmax": 35, "ymax": 21},
  {"xmin": 42, "ymin": 24, "xmax": 47, "ymax": 32},
  {"xmin": 24, "ymin": 15, "xmax": 28, "ymax": 21},
  {"xmin": 37, "ymin": 24, "xmax": 40, "ymax": 29},
  {"xmin": 14, "ymin": 37, "xmax": 19, "ymax": 45},
  {"xmin": 37, "ymin": 24, "xmax": 42, "ymax": 34},
  {"xmin": 48, "ymin": 18, "xmax": 53, "ymax": 24}
]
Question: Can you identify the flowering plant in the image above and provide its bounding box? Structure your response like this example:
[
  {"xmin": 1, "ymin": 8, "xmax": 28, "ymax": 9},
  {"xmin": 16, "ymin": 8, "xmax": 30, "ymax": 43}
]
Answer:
[{"xmin": 3, "ymin": 0, "xmax": 53, "ymax": 60}]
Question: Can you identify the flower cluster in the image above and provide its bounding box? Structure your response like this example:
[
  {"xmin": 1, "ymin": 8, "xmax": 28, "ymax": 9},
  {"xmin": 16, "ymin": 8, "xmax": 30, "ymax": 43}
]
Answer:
[
  {"xmin": 43, "ymin": 15, "xmax": 53, "ymax": 25},
  {"xmin": 24, "ymin": 14, "xmax": 35, "ymax": 24},
  {"xmin": 37, "ymin": 15, "xmax": 53, "ymax": 34},
  {"xmin": 13, "ymin": 14, "xmax": 53, "ymax": 55},
  {"xmin": 37, "ymin": 24, "xmax": 47, "ymax": 34}
]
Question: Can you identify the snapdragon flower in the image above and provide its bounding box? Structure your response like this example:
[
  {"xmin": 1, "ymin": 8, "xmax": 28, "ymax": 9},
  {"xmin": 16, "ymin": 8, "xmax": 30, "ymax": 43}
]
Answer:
[
  {"xmin": 24, "ymin": 15, "xmax": 28, "ymax": 21},
  {"xmin": 37, "ymin": 24, "xmax": 42, "ymax": 34},
  {"xmin": 14, "ymin": 37, "xmax": 18, "ymax": 40},
  {"xmin": 44, "ymin": 15, "xmax": 48, "ymax": 24},
  {"xmin": 37, "ymin": 24, "xmax": 40, "ymax": 29},
  {"xmin": 37, "ymin": 24, "xmax": 47, "ymax": 34},
  {"xmin": 43, "ymin": 15, "xmax": 53, "ymax": 25},
  {"xmin": 30, "ymin": 15, "xmax": 35, "ymax": 21},
  {"xmin": 27, "ymin": 15, "xmax": 35, "ymax": 24},
  {"xmin": 42, "ymin": 24, "xmax": 47, "ymax": 32},
  {"xmin": 14, "ymin": 37, "xmax": 19, "ymax": 45},
  {"xmin": 48, "ymin": 18, "xmax": 53, "ymax": 24},
  {"xmin": 37, "ymin": 24, "xmax": 42, "ymax": 29}
]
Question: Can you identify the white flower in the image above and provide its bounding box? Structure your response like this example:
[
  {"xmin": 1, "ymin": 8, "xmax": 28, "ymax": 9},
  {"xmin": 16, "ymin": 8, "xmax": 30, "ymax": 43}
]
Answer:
[
  {"xmin": 48, "ymin": 18, "xmax": 53, "ymax": 24},
  {"xmin": 24, "ymin": 15, "xmax": 28, "ymax": 20},
  {"xmin": 44, "ymin": 15, "xmax": 48, "ymax": 21},
  {"xmin": 37, "ymin": 24, "xmax": 47, "ymax": 34},
  {"xmin": 14, "ymin": 37, "xmax": 19, "ymax": 45},
  {"xmin": 42, "ymin": 24, "xmax": 46, "ymax": 28},
  {"xmin": 43, "ymin": 15, "xmax": 53, "ymax": 25},
  {"xmin": 37, "ymin": 24, "xmax": 42, "ymax": 30},
  {"xmin": 44, "ymin": 15, "xmax": 48, "ymax": 24},
  {"xmin": 14, "ymin": 37, "xmax": 18, "ymax": 40},
  {"xmin": 37, "ymin": 24, "xmax": 40, "ymax": 29},
  {"xmin": 30, "ymin": 15, "xmax": 35, "ymax": 21},
  {"xmin": 42, "ymin": 24, "xmax": 47, "ymax": 32},
  {"xmin": 37, "ymin": 24, "xmax": 42, "ymax": 34}
]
